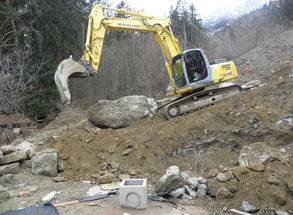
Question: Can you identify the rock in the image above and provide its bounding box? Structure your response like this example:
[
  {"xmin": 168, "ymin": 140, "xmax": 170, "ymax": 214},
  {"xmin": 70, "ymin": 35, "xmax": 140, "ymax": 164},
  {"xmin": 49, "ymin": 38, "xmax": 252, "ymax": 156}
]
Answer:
[
  {"xmin": 170, "ymin": 187, "xmax": 185, "ymax": 198},
  {"xmin": 88, "ymin": 95, "xmax": 155, "ymax": 129},
  {"xmin": 232, "ymin": 166, "xmax": 249, "ymax": 180},
  {"xmin": 276, "ymin": 114, "xmax": 293, "ymax": 128},
  {"xmin": 207, "ymin": 179, "xmax": 222, "ymax": 197},
  {"xmin": 21, "ymin": 160, "xmax": 32, "ymax": 169},
  {"xmin": 0, "ymin": 145, "xmax": 17, "ymax": 155},
  {"xmin": 241, "ymin": 80, "xmax": 261, "ymax": 90},
  {"xmin": 228, "ymin": 185, "xmax": 238, "ymax": 193},
  {"xmin": 266, "ymin": 175, "xmax": 281, "ymax": 185},
  {"xmin": 271, "ymin": 189, "xmax": 287, "ymax": 206},
  {"xmin": 87, "ymin": 186, "xmax": 109, "ymax": 197},
  {"xmin": 98, "ymin": 173, "xmax": 113, "ymax": 184},
  {"xmin": 155, "ymin": 174, "xmax": 186, "ymax": 196},
  {"xmin": 110, "ymin": 161, "xmax": 120, "ymax": 169},
  {"xmin": 122, "ymin": 148, "xmax": 133, "ymax": 156},
  {"xmin": 0, "ymin": 163, "xmax": 20, "ymax": 175},
  {"xmin": 180, "ymin": 171, "xmax": 191, "ymax": 181},
  {"xmin": 187, "ymin": 177, "xmax": 199, "ymax": 189},
  {"xmin": 285, "ymin": 175, "xmax": 293, "ymax": 194},
  {"xmin": 275, "ymin": 210, "xmax": 290, "ymax": 215},
  {"xmin": 166, "ymin": 166, "xmax": 180, "ymax": 176},
  {"xmin": 241, "ymin": 201, "xmax": 259, "ymax": 213},
  {"xmin": 181, "ymin": 194, "xmax": 192, "ymax": 200},
  {"xmin": 198, "ymin": 176, "xmax": 207, "ymax": 184},
  {"xmin": 0, "ymin": 174, "xmax": 14, "ymax": 186},
  {"xmin": 184, "ymin": 185, "xmax": 197, "ymax": 198},
  {"xmin": 31, "ymin": 149, "xmax": 58, "ymax": 177},
  {"xmin": 53, "ymin": 176, "xmax": 65, "ymax": 182},
  {"xmin": 239, "ymin": 142, "xmax": 289, "ymax": 171},
  {"xmin": 206, "ymin": 169, "xmax": 219, "ymax": 179},
  {"xmin": 216, "ymin": 173, "xmax": 227, "ymax": 182},
  {"xmin": 57, "ymin": 162, "xmax": 65, "ymax": 172},
  {"xmin": 16, "ymin": 141, "xmax": 36, "ymax": 157},
  {"xmin": 0, "ymin": 151, "xmax": 26, "ymax": 165},
  {"xmin": 197, "ymin": 184, "xmax": 207, "ymax": 198},
  {"xmin": 0, "ymin": 185, "xmax": 10, "ymax": 203},
  {"xmin": 0, "ymin": 151, "xmax": 3, "ymax": 158},
  {"xmin": 216, "ymin": 187, "xmax": 234, "ymax": 200},
  {"xmin": 119, "ymin": 174, "xmax": 130, "ymax": 181}
]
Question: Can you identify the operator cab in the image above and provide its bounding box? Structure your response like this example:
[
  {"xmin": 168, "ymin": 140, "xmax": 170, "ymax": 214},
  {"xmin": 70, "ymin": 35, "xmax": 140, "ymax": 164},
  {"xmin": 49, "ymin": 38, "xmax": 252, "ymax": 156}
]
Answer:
[{"xmin": 171, "ymin": 49, "xmax": 210, "ymax": 91}]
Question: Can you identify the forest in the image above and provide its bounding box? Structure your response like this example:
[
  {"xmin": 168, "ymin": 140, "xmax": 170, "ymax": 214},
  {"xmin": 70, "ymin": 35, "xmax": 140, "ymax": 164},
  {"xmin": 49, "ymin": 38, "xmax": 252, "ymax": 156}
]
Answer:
[{"xmin": 0, "ymin": 0, "xmax": 292, "ymax": 123}]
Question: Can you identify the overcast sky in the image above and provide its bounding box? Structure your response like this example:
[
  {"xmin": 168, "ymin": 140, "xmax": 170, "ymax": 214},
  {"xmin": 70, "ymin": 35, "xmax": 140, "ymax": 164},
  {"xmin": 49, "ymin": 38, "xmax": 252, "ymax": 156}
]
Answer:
[{"xmin": 122, "ymin": 0, "xmax": 271, "ymax": 20}]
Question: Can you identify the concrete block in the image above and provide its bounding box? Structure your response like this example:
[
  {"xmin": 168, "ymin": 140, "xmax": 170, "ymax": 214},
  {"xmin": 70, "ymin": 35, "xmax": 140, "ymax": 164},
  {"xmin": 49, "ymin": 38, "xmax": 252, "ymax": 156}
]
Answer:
[{"xmin": 119, "ymin": 179, "xmax": 147, "ymax": 209}]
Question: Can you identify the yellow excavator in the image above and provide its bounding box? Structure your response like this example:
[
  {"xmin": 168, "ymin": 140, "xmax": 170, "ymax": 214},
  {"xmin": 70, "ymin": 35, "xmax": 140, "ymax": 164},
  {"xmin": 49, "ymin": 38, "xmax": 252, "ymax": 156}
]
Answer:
[{"xmin": 54, "ymin": 4, "xmax": 241, "ymax": 119}]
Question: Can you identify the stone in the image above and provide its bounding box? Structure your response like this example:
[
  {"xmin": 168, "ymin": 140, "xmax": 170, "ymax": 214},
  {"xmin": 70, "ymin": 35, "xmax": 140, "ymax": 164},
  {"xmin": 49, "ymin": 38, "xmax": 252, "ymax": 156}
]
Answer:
[
  {"xmin": 53, "ymin": 176, "xmax": 66, "ymax": 182},
  {"xmin": 16, "ymin": 141, "xmax": 36, "ymax": 157},
  {"xmin": 98, "ymin": 173, "xmax": 113, "ymax": 184},
  {"xmin": 0, "ymin": 151, "xmax": 26, "ymax": 165},
  {"xmin": 241, "ymin": 201, "xmax": 259, "ymax": 213},
  {"xmin": 180, "ymin": 171, "xmax": 191, "ymax": 181},
  {"xmin": 0, "ymin": 163, "xmax": 20, "ymax": 175},
  {"xmin": 0, "ymin": 145, "xmax": 17, "ymax": 155},
  {"xmin": 239, "ymin": 142, "xmax": 289, "ymax": 171},
  {"xmin": 155, "ymin": 174, "xmax": 186, "ymax": 196},
  {"xmin": 166, "ymin": 166, "xmax": 180, "ymax": 176},
  {"xmin": 198, "ymin": 176, "xmax": 207, "ymax": 184},
  {"xmin": 110, "ymin": 161, "xmax": 120, "ymax": 169},
  {"xmin": 216, "ymin": 173, "xmax": 227, "ymax": 182},
  {"xmin": 284, "ymin": 175, "xmax": 293, "ymax": 194},
  {"xmin": 275, "ymin": 210, "xmax": 290, "ymax": 215},
  {"xmin": 122, "ymin": 148, "xmax": 133, "ymax": 156},
  {"xmin": 224, "ymin": 171, "xmax": 234, "ymax": 181},
  {"xmin": 228, "ymin": 185, "xmax": 238, "ymax": 193},
  {"xmin": 31, "ymin": 149, "xmax": 58, "ymax": 177},
  {"xmin": 276, "ymin": 114, "xmax": 293, "ymax": 128},
  {"xmin": 216, "ymin": 187, "xmax": 234, "ymax": 200},
  {"xmin": 270, "ymin": 189, "xmax": 287, "ymax": 206},
  {"xmin": 88, "ymin": 95, "xmax": 155, "ymax": 129},
  {"xmin": 170, "ymin": 187, "xmax": 185, "ymax": 198},
  {"xmin": 21, "ymin": 160, "xmax": 32, "ymax": 169},
  {"xmin": 206, "ymin": 169, "xmax": 219, "ymax": 179},
  {"xmin": 241, "ymin": 80, "xmax": 261, "ymax": 90},
  {"xmin": 184, "ymin": 185, "xmax": 197, "ymax": 198},
  {"xmin": 187, "ymin": 177, "xmax": 199, "ymax": 189},
  {"xmin": 0, "ymin": 185, "xmax": 10, "ymax": 203},
  {"xmin": 57, "ymin": 162, "xmax": 65, "ymax": 172},
  {"xmin": 197, "ymin": 184, "xmax": 207, "ymax": 198},
  {"xmin": 0, "ymin": 151, "xmax": 3, "ymax": 158},
  {"xmin": 0, "ymin": 174, "xmax": 14, "ymax": 186},
  {"xmin": 119, "ymin": 174, "xmax": 130, "ymax": 181},
  {"xmin": 266, "ymin": 175, "xmax": 281, "ymax": 185},
  {"xmin": 87, "ymin": 186, "xmax": 109, "ymax": 197},
  {"xmin": 207, "ymin": 179, "xmax": 222, "ymax": 197},
  {"xmin": 232, "ymin": 166, "xmax": 249, "ymax": 180},
  {"xmin": 181, "ymin": 194, "xmax": 192, "ymax": 200}
]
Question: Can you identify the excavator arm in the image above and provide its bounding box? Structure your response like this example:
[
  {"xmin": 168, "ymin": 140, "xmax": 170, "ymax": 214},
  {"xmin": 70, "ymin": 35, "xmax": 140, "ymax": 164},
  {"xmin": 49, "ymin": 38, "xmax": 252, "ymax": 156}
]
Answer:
[{"xmin": 55, "ymin": 4, "xmax": 182, "ymax": 104}]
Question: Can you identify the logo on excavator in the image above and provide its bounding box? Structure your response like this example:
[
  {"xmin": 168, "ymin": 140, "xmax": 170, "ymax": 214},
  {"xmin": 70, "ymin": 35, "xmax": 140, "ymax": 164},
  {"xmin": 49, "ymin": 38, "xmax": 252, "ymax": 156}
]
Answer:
[
  {"xmin": 220, "ymin": 71, "xmax": 233, "ymax": 78},
  {"xmin": 117, "ymin": 23, "xmax": 140, "ymax": 28}
]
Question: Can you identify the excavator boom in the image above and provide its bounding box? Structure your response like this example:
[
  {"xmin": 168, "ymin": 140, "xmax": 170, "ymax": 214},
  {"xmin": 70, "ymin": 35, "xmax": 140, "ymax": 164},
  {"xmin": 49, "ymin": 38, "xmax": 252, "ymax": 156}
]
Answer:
[{"xmin": 54, "ymin": 4, "xmax": 240, "ymax": 118}]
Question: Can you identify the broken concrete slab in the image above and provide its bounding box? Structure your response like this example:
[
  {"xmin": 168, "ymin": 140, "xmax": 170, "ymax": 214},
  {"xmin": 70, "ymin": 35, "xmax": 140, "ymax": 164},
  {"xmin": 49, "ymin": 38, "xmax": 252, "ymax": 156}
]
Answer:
[{"xmin": 241, "ymin": 80, "xmax": 261, "ymax": 90}]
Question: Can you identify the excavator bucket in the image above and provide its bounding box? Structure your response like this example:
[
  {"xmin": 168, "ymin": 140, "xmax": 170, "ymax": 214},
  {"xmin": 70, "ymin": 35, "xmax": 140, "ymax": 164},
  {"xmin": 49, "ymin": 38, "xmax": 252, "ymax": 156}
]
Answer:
[{"xmin": 54, "ymin": 56, "xmax": 90, "ymax": 104}]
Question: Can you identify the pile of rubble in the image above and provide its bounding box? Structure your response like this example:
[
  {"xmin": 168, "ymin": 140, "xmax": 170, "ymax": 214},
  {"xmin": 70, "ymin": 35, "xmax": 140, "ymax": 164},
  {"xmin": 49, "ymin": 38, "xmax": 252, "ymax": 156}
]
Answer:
[
  {"xmin": 155, "ymin": 166, "xmax": 207, "ymax": 199},
  {"xmin": 0, "ymin": 141, "xmax": 65, "ymax": 202}
]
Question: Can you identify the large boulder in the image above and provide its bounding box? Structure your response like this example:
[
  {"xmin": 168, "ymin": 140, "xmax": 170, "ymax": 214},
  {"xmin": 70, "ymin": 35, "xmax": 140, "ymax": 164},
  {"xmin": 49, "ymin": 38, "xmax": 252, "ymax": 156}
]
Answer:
[
  {"xmin": 88, "ymin": 95, "xmax": 155, "ymax": 129},
  {"xmin": 239, "ymin": 142, "xmax": 289, "ymax": 172},
  {"xmin": 31, "ymin": 149, "xmax": 58, "ymax": 177}
]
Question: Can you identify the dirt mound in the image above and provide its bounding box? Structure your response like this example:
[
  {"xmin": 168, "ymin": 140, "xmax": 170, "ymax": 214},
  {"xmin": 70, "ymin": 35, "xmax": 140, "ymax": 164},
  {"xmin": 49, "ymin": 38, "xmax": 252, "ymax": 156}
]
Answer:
[{"xmin": 49, "ymin": 59, "xmax": 293, "ymax": 212}]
